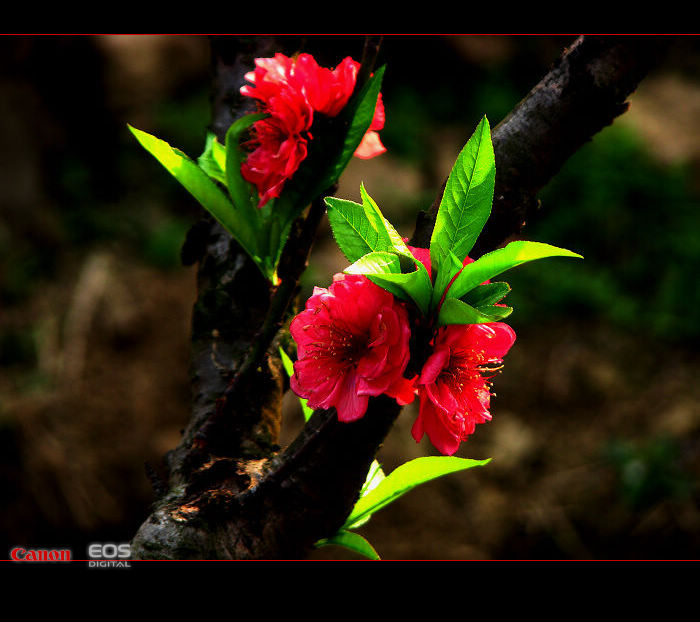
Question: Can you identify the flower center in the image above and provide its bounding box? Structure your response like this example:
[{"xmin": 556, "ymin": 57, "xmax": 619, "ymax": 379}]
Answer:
[
  {"xmin": 440, "ymin": 347, "xmax": 502, "ymax": 390},
  {"xmin": 327, "ymin": 323, "xmax": 368, "ymax": 365},
  {"xmin": 306, "ymin": 321, "xmax": 369, "ymax": 367}
]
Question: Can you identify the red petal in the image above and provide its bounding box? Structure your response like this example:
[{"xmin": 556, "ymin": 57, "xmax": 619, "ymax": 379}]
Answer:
[
  {"xmin": 419, "ymin": 347, "xmax": 450, "ymax": 385},
  {"xmin": 333, "ymin": 372, "xmax": 369, "ymax": 422},
  {"xmin": 470, "ymin": 322, "xmax": 516, "ymax": 360},
  {"xmin": 353, "ymin": 131, "xmax": 386, "ymax": 160},
  {"xmin": 386, "ymin": 374, "xmax": 417, "ymax": 406},
  {"xmin": 417, "ymin": 394, "xmax": 461, "ymax": 456}
]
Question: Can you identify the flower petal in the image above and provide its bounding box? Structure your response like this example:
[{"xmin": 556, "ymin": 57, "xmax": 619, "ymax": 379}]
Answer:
[
  {"xmin": 386, "ymin": 374, "xmax": 417, "ymax": 406},
  {"xmin": 333, "ymin": 372, "xmax": 370, "ymax": 422},
  {"xmin": 289, "ymin": 273, "xmax": 411, "ymax": 424},
  {"xmin": 416, "ymin": 394, "xmax": 461, "ymax": 456},
  {"xmin": 419, "ymin": 347, "xmax": 450, "ymax": 385},
  {"xmin": 353, "ymin": 131, "xmax": 386, "ymax": 159}
]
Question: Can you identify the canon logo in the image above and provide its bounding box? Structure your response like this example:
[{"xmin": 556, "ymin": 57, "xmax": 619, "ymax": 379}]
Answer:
[{"xmin": 10, "ymin": 547, "xmax": 72, "ymax": 562}]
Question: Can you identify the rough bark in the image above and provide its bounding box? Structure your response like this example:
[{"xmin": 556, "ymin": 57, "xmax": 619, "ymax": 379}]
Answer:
[{"xmin": 131, "ymin": 35, "xmax": 668, "ymax": 560}]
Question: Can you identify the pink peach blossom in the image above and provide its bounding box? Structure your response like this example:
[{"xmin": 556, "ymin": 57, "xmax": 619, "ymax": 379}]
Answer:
[
  {"xmin": 412, "ymin": 322, "xmax": 516, "ymax": 455},
  {"xmin": 290, "ymin": 273, "xmax": 413, "ymax": 422},
  {"xmin": 240, "ymin": 53, "xmax": 385, "ymax": 206}
]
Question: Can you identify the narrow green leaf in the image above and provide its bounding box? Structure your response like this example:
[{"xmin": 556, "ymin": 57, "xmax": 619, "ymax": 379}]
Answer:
[
  {"xmin": 360, "ymin": 183, "xmax": 387, "ymax": 234},
  {"xmin": 447, "ymin": 240, "xmax": 584, "ymax": 301},
  {"xmin": 368, "ymin": 262, "xmax": 433, "ymax": 315},
  {"xmin": 360, "ymin": 460, "xmax": 386, "ymax": 498},
  {"xmin": 383, "ymin": 217, "xmax": 412, "ymax": 258},
  {"xmin": 349, "ymin": 459, "xmax": 387, "ymax": 529},
  {"xmin": 461, "ymin": 282, "xmax": 511, "ymax": 308},
  {"xmin": 325, "ymin": 197, "xmax": 394, "ymax": 263},
  {"xmin": 128, "ymin": 125, "xmax": 262, "ymax": 272},
  {"xmin": 438, "ymin": 297, "xmax": 508, "ymax": 326},
  {"xmin": 315, "ymin": 530, "xmax": 381, "ymax": 561},
  {"xmin": 430, "ymin": 116, "xmax": 496, "ymax": 276},
  {"xmin": 210, "ymin": 135, "xmax": 227, "ymax": 173},
  {"xmin": 265, "ymin": 213, "xmax": 285, "ymax": 271},
  {"xmin": 358, "ymin": 184, "xmax": 419, "ymax": 272},
  {"xmin": 197, "ymin": 132, "xmax": 227, "ymax": 185},
  {"xmin": 279, "ymin": 347, "xmax": 313, "ymax": 421},
  {"xmin": 345, "ymin": 251, "xmax": 401, "ymax": 276},
  {"xmin": 279, "ymin": 347, "xmax": 294, "ymax": 377},
  {"xmin": 344, "ymin": 456, "xmax": 490, "ymax": 529},
  {"xmin": 477, "ymin": 304, "xmax": 513, "ymax": 321}
]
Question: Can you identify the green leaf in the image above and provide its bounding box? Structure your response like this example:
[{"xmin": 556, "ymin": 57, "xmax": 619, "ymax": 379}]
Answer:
[
  {"xmin": 128, "ymin": 125, "xmax": 261, "ymax": 271},
  {"xmin": 447, "ymin": 240, "xmax": 584, "ymax": 301},
  {"xmin": 360, "ymin": 183, "xmax": 388, "ymax": 236},
  {"xmin": 326, "ymin": 185, "xmax": 409, "ymax": 266},
  {"xmin": 430, "ymin": 116, "xmax": 496, "ymax": 278},
  {"xmin": 327, "ymin": 186, "xmax": 432, "ymax": 311},
  {"xmin": 368, "ymin": 262, "xmax": 433, "ymax": 315},
  {"xmin": 349, "ymin": 459, "xmax": 387, "ymax": 529},
  {"xmin": 358, "ymin": 183, "xmax": 418, "ymax": 271},
  {"xmin": 279, "ymin": 348, "xmax": 313, "ymax": 421},
  {"xmin": 431, "ymin": 250, "xmax": 463, "ymax": 310},
  {"xmin": 197, "ymin": 132, "xmax": 227, "ymax": 185},
  {"xmin": 315, "ymin": 530, "xmax": 381, "ymax": 561},
  {"xmin": 344, "ymin": 456, "xmax": 490, "ymax": 529},
  {"xmin": 325, "ymin": 197, "xmax": 395, "ymax": 263},
  {"xmin": 264, "ymin": 211, "xmax": 294, "ymax": 281},
  {"xmin": 279, "ymin": 346, "xmax": 294, "ymax": 377},
  {"xmin": 461, "ymin": 281, "xmax": 511, "ymax": 308},
  {"xmin": 437, "ymin": 297, "xmax": 511, "ymax": 326},
  {"xmin": 476, "ymin": 304, "xmax": 513, "ymax": 320},
  {"xmin": 345, "ymin": 251, "xmax": 401, "ymax": 276},
  {"xmin": 360, "ymin": 460, "xmax": 386, "ymax": 498}
]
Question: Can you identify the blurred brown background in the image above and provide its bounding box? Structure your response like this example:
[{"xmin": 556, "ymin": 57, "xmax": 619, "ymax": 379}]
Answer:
[{"xmin": 1, "ymin": 35, "xmax": 699, "ymax": 560}]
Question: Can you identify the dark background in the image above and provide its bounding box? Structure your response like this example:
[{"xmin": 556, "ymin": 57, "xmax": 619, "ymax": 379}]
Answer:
[{"xmin": 1, "ymin": 35, "xmax": 699, "ymax": 561}]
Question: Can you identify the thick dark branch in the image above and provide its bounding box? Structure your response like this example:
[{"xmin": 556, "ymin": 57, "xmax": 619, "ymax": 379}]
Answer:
[
  {"xmin": 192, "ymin": 192, "xmax": 329, "ymax": 456},
  {"xmin": 238, "ymin": 397, "xmax": 401, "ymax": 558},
  {"xmin": 165, "ymin": 37, "xmax": 286, "ymax": 486}
]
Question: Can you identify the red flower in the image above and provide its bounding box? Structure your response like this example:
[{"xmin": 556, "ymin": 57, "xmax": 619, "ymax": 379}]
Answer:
[
  {"xmin": 239, "ymin": 92, "xmax": 312, "ymax": 207},
  {"xmin": 292, "ymin": 54, "xmax": 358, "ymax": 117},
  {"xmin": 240, "ymin": 53, "xmax": 386, "ymax": 207},
  {"xmin": 412, "ymin": 322, "xmax": 516, "ymax": 455},
  {"xmin": 290, "ymin": 273, "xmax": 413, "ymax": 422}
]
